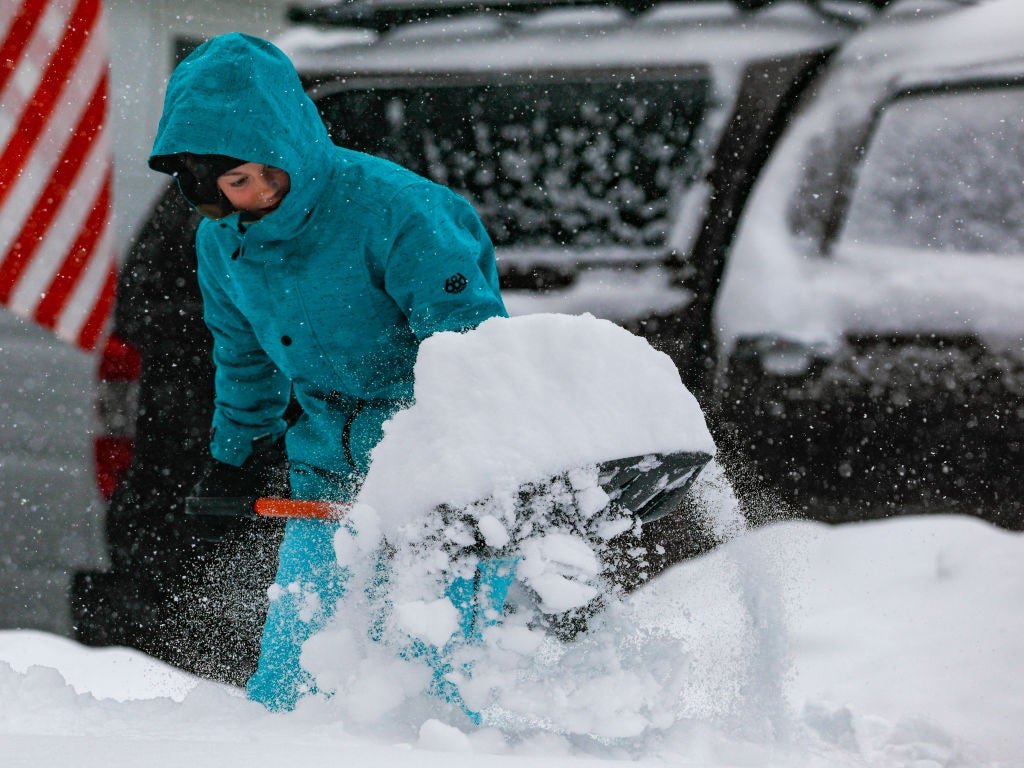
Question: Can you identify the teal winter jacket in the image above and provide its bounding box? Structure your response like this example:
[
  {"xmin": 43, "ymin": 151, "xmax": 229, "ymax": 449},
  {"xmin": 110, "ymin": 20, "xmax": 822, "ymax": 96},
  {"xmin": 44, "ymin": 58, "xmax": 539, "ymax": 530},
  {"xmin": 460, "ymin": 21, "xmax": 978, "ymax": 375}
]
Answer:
[{"xmin": 149, "ymin": 33, "xmax": 507, "ymax": 498}]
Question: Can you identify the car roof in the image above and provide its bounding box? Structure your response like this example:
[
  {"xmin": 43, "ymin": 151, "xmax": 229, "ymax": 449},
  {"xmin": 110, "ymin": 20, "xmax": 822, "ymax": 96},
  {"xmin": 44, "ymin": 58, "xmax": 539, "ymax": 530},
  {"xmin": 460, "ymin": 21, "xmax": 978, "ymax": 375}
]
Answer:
[
  {"xmin": 775, "ymin": 0, "xmax": 1024, "ymax": 160},
  {"xmin": 275, "ymin": 1, "xmax": 851, "ymax": 81},
  {"xmin": 827, "ymin": 0, "xmax": 1024, "ymax": 100}
]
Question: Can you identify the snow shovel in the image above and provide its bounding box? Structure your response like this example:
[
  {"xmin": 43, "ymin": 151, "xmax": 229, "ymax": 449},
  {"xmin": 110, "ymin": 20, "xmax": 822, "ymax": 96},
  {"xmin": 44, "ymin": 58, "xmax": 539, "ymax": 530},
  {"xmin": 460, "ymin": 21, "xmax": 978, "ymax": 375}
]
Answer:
[{"xmin": 184, "ymin": 449, "xmax": 711, "ymax": 524}]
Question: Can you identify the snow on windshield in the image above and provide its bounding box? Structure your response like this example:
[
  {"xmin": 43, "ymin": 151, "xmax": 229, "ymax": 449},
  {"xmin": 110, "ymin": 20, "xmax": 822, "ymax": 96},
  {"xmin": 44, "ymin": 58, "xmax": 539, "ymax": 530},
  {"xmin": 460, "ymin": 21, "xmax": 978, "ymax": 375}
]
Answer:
[{"xmin": 316, "ymin": 76, "xmax": 708, "ymax": 251}]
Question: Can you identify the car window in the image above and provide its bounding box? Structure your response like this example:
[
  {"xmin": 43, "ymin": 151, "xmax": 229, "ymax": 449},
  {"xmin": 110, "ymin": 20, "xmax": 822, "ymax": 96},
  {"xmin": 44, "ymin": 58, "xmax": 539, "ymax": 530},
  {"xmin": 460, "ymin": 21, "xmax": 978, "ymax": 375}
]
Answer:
[
  {"xmin": 315, "ymin": 73, "xmax": 709, "ymax": 250},
  {"xmin": 839, "ymin": 85, "xmax": 1024, "ymax": 256}
]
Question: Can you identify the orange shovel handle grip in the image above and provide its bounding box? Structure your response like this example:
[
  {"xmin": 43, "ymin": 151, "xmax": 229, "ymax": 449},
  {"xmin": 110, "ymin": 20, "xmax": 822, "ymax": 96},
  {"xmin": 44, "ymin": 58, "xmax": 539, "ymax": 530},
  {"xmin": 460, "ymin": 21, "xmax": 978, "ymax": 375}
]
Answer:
[{"xmin": 253, "ymin": 498, "xmax": 350, "ymax": 520}]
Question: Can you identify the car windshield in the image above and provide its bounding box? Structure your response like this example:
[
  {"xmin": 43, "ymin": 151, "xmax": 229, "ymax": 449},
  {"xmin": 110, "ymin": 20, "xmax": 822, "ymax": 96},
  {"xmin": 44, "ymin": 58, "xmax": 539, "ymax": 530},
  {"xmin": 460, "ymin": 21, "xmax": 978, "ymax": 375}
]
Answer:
[
  {"xmin": 315, "ymin": 73, "xmax": 709, "ymax": 250},
  {"xmin": 839, "ymin": 85, "xmax": 1024, "ymax": 256}
]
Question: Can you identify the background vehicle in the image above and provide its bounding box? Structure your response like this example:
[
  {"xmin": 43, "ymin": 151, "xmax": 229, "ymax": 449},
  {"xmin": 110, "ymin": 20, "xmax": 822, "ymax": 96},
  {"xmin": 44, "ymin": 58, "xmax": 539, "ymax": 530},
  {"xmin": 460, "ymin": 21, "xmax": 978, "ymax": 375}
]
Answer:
[
  {"xmin": 77, "ymin": 0, "xmax": 974, "ymax": 679},
  {"xmin": 280, "ymin": 0, "xmax": 852, "ymax": 386},
  {"xmin": 712, "ymin": 0, "xmax": 1024, "ymax": 529},
  {"xmin": 0, "ymin": 311, "xmax": 104, "ymax": 635}
]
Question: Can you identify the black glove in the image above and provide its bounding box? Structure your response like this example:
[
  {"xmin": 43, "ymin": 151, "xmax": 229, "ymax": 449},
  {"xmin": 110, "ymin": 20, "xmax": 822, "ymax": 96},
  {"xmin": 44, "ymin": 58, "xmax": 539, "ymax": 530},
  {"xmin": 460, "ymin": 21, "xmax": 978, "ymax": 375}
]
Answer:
[{"xmin": 192, "ymin": 434, "xmax": 290, "ymax": 501}]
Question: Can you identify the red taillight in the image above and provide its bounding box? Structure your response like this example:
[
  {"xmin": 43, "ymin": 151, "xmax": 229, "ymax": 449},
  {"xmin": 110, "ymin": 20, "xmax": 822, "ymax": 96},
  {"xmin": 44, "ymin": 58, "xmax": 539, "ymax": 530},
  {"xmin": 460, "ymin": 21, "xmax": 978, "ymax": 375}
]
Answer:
[
  {"xmin": 94, "ymin": 435, "xmax": 135, "ymax": 501},
  {"xmin": 98, "ymin": 335, "xmax": 142, "ymax": 382},
  {"xmin": 95, "ymin": 335, "xmax": 141, "ymax": 500}
]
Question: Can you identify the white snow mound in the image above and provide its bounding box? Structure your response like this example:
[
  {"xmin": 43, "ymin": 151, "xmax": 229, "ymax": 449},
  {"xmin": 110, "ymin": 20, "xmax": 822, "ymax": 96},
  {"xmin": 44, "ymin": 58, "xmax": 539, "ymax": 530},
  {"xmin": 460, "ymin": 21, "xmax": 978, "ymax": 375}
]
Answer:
[{"xmin": 359, "ymin": 313, "xmax": 715, "ymax": 529}]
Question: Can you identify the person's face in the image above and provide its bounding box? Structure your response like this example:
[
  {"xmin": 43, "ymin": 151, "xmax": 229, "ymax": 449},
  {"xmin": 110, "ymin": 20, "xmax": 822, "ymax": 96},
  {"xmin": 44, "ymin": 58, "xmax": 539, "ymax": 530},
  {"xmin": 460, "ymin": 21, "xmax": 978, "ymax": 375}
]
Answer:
[{"xmin": 216, "ymin": 163, "xmax": 291, "ymax": 218}]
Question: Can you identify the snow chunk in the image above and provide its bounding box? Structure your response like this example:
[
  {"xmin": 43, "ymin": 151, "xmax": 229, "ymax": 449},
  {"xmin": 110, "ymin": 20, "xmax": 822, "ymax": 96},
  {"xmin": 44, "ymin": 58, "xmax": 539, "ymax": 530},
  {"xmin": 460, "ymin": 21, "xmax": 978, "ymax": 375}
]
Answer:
[
  {"xmin": 393, "ymin": 599, "xmax": 461, "ymax": 647},
  {"xmin": 417, "ymin": 718, "xmax": 474, "ymax": 752},
  {"xmin": 360, "ymin": 313, "xmax": 714, "ymax": 531},
  {"xmin": 517, "ymin": 533, "xmax": 602, "ymax": 613},
  {"xmin": 477, "ymin": 515, "xmax": 511, "ymax": 548}
]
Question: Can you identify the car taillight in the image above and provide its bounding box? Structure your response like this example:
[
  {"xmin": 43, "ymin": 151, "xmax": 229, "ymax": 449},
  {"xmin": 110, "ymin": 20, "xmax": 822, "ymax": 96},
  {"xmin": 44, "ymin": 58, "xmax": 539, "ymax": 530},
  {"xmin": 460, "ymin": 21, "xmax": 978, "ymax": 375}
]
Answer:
[{"xmin": 94, "ymin": 335, "xmax": 141, "ymax": 500}]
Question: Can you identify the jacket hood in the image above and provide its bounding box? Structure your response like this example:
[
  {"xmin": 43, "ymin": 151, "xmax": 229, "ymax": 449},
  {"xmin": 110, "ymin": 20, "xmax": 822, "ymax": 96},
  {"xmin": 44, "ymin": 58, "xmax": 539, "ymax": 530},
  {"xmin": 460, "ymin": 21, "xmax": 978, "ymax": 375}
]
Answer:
[{"xmin": 149, "ymin": 33, "xmax": 333, "ymax": 228}]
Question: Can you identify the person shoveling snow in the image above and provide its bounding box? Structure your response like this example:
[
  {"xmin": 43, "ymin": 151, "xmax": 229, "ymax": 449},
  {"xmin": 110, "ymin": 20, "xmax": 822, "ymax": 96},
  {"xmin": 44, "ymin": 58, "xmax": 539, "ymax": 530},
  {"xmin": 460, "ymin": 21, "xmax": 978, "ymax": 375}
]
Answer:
[
  {"xmin": 190, "ymin": 310, "xmax": 724, "ymax": 718},
  {"xmin": 149, "ymin": 32, "xmax": 507, "ymax": 711},
  {"xmin": 247, "ymin": 312, "xmax": 722, "ymax": 721},
  {"xmin": 154, "ymin": 32, "xmax": 727, "ymax": 718}
]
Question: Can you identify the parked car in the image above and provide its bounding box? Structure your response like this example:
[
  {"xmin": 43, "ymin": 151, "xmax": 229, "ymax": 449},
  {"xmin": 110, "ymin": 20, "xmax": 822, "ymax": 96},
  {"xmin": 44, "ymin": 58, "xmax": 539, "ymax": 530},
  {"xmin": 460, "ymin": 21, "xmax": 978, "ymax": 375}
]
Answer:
[
  {"xmin": 711, "ymin": 0, "xmax": 1024, "ymax": 529},
  {"xmin": 73, "ymin": 0, "xmax": 921, "ymax": 679},
  {"xmin": 0, "ymin": 310, "xmax": 105, "ymax": 635},
  {"xmin": 280, "ymin": 0, "xmax": 855, "ymax": 385}
]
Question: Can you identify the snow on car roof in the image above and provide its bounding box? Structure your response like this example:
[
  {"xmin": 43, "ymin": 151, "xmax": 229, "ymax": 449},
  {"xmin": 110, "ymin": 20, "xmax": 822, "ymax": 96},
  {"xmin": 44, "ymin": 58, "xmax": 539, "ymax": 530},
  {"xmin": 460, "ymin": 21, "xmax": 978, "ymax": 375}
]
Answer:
[
  {"xmin": 276, "ymin": 3, "xmax": 847, "ymax": 76},
  {"xmin": 835, "ymin": 0, "xmax": 1024, "ymax": 88}
]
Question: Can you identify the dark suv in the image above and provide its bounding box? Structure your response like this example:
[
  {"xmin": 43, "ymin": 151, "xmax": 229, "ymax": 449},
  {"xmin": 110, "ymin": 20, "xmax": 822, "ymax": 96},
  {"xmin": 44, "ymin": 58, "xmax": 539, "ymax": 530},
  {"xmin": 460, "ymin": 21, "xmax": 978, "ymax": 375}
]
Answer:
[{"xmin": 74, "ymin": 0, "xmax": 931, "ymax": 681}]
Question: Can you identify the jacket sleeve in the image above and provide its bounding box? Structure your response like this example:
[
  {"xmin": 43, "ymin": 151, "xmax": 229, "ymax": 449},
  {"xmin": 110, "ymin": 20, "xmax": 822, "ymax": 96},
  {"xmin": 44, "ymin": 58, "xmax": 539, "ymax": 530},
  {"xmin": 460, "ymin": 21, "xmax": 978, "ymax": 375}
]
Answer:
[
  {"xmin": 383, "ymin": 183, "xmax": 508, "ymax": 340},
  {"xmin": 196, "ymin": 233, "xmax": 290, "ymax": 467}
]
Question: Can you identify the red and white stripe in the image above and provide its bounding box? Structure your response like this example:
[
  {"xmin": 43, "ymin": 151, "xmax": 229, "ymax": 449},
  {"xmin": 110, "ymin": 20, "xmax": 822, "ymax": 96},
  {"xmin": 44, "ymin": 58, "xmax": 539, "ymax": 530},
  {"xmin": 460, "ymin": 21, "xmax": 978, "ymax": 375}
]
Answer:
[{"xmin": 0, "ymin": 0, "xmax": 117, "ymax": 351}]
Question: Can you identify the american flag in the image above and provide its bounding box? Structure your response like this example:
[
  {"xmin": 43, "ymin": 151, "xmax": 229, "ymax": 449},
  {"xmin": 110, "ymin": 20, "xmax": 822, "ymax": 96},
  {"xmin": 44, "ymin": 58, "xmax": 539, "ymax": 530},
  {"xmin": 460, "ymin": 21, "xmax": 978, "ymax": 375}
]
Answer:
[{"xmin": 0, "ymin": 0, "xmax": 117, "ymax": 351}]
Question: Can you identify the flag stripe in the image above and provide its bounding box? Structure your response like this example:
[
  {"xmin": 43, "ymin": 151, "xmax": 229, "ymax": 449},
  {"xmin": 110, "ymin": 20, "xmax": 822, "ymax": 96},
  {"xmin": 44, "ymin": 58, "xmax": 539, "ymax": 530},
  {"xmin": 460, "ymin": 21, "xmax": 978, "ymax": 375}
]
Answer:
[
  {"xmin": 0, "ymin": 0, "xmax": 118, "ymax": 351},
  {"xmin": 7, "ymin": 115, "xmax": 111, "ymax": 315},
  {"xmin": 0, "ymin": 0, "xmax": 77, "ymax": 154},
  {"xmin": 0, "ymin": 0, "xmax": 48, "ymax": 94},
  {"xmin": 0, "ymin": 0, "xmax": 99, "ymax": 212},
  {"xmin": 76, "ymin": 260, "xmax": 117, "ymax": 350},
  {"xmin": 34, "ymin": 171, "xmax": 112, "ymax": 326},
  {"xmin": 0, "ymin": 70, "xmax": 108, "ymax": 302},
  {"xmin": 60, "ymin": 216, "xmax": 116, "ymax": 344},
  {"xmin": 0, "ymin": 15, "xmax": 106, "ymax": 256}
]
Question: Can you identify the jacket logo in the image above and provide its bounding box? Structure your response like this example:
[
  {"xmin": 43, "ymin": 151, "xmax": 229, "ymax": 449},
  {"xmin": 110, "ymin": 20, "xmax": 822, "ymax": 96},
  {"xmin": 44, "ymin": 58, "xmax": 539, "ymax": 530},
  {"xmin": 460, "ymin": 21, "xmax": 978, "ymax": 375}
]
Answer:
[{"xmin": 444, "ymin": 273, "xmax": 468, "ymax": 294}]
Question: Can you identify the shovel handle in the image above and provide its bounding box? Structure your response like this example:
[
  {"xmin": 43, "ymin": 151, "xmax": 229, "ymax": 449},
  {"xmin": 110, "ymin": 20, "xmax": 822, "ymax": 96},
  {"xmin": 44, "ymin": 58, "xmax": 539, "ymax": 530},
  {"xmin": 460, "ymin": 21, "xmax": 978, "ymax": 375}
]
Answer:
[{"xmin": 253, "ymin": 497, "xmax": 350, "ymax": 520}]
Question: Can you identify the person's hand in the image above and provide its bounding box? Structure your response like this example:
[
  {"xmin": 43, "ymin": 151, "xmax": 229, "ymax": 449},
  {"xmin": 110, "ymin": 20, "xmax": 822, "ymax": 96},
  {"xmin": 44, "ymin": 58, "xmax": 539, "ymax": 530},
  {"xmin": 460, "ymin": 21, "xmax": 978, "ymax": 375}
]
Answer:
[{"xmin": 192, "ymin": 435, "xmax": 289, "ymax": 499}]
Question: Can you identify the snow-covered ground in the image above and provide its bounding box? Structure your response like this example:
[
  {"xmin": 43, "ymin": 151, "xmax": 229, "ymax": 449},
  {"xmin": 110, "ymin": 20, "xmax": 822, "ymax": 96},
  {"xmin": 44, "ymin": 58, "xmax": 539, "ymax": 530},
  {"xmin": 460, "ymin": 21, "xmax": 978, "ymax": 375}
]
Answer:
[
  {"xmin": 1, "ymin": 314, "xmax": 1020, "ymax": 767},
  {"xmin": 1, "ymin": 515, "xmax": 1020, "ymax": 767}
]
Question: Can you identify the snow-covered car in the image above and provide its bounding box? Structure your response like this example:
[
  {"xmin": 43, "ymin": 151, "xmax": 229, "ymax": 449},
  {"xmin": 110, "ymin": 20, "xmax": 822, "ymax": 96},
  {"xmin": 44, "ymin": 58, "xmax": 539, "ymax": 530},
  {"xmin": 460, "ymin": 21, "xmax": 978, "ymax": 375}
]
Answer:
[
  {"xmin": 72, "ymin": 0, "xmax": 887, "ymax": 678},
  {"xmin": 712, "ymin": 0, "xmax": 1024, "ymax": 527},
  {"xmin": 0, "ymin": 311, "xmax": 105, "ymax": 635}
]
